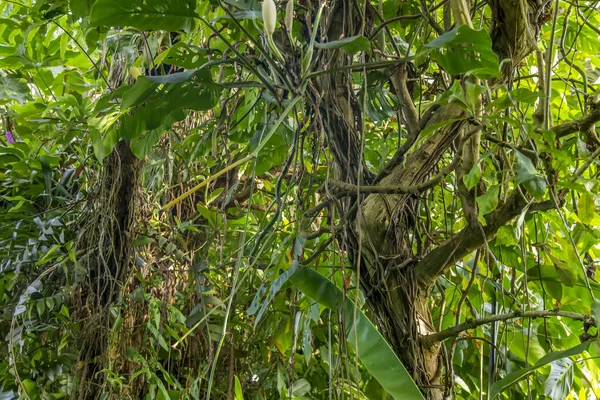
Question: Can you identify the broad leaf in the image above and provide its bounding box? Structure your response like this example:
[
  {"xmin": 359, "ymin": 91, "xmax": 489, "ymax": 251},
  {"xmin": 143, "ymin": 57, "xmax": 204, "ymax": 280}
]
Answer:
[
  {"xmin": 248, "ymin": 122, "xmax": 293, "ymax": 175},
  {"xmin": 463, "ymin": 163, "xmax": 482, "ymax": 191},
  {"xmin": 22, "ymin": 379, "xmax": 39, "ymax": 400},
  {"xmin": 591, "ymin": 299, "xmax": 600, "ymax": 323},
  {"xmin": 578, "ymin": 192, "xmax": 596, "ymax": 224},
  {"xmin": 291, "ymin": 378, "xmax": 311, "ymax": 397},
  {"xmin": 290, "ymin": 267, "xmax": 424, "ymax": 400},
  {"xmin": 91, "ymin": 0, "xmax": 198, "ymax": 32},
  {"xmin": 544, "ymin": 358, "xmax": 574, "ymax": 400},
  {"xmin": 424, "ymin": 25, "xmax": 500, "ymax": 78},
  {"xmin": 251, "ymin": 260, "xmax": 299, "ymax": 327},
  {"xmin": 547, "ymin": 252, "xmax": 577, "ymax": 287},
  {"xmin": 315, "ymin": 35, "xmax": 371, "ymax": 54},
  {"xmin": 477, "ymin": 185, "xmax": 499, "ymax": 217},
  {"xmin": 98, "ymin": 70, "xmax": 219, "ymax": 159},
  {"xmin": 234, "ymin": 375, "xmax": 245, "ymax": 400},
  {"xmin": 514, "ymin": 150, "xmax": 547, "ymax": 199},
  {"xmin": 163, "ymin": 42, "xmax": 210, "ymax": 69}
]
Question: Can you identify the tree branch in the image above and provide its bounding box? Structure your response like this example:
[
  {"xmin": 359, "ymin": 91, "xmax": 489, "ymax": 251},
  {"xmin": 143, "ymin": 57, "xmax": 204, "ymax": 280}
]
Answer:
[
  {"xmin": 420, "ymin": 0, "xmax": 444, "ymax": 34},
  {"xmin": 390, "ymin": 66, "xmax": 420, "ymax": 138},
  {"xmin": 414, "ymin": 190, "xmax": 556, "ymax": 289},
  {"xmin": 553, "ymin": 106, "xmax": 600, "ymax": 138},
  {"xmin": 421, "ymin": 309, "xmax": 595, "ymax": 344},
  {"xmin": 482, "ymin": 134, "xmax": 537, "ymax": 158}
]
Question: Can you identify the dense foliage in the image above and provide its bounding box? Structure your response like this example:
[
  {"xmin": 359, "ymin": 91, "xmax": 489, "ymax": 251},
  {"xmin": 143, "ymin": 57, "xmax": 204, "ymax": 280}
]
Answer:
[{"xmin": 2, "ymin": 0, "xmax": 600, "ymax": 399}]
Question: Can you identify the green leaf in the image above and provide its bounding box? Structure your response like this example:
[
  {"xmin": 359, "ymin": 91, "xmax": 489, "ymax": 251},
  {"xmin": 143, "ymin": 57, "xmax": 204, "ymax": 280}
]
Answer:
[
  {"xmin": 591, "ymin": 299, "xmax": 600, "ymax": 323},
  {"xmin": 45, "ymin": 296, "xmax": 54, "ymax": 311},
  {"xmin": 249, "ymin": 122, "xmax": 293, "ymax": 175},
  {"xmin": 91, "ymin": 0, "xmax": 198, "ymax": 31},
  {"xmin": 0, "ymin": 74, "xmax": 32, "ymax": 105},
  {"xmin": 315, "ymin": 35, "xmax": 371, "ymax": 54},
  {"xmin": 476, "ymin": 185, "xmax": 499, "ymax": 217},
  {"xmin": 234, "ymin": 375, "xmax": 245, "ymax": 400},
  {"xmin": 22, "ymin": 379, "xmax": 40, "ymax": 400},
  {"xmin": 145, "ymin": 69, "xmax": 202, "ymax": 84},
  {"xmin": 491, "ymin": 340, "xmax": 595, "ymax": 398},
  {"xmin": 163, "ymin": 43, "xmax": 210, "ymax": 69},
  {"xmin": 509, "ymin": 332, "xmax": 546, "ymax": 364},
  {"xmin": 463, "ymin": 163, "xmax": 482, "ymax": 191},
  {"xmin": 116, "ymin": 72, "xmax": 218, "ymax": 157},
  {"xmin": 252, "ymin": 260, "xmax": 299, "ymax": 326},
  {"xmin": 544, "ymin": 358, "xmax": 574, "ymax": 400},
  {"xmin": 363, "ymin": 86, "xmax": 396, "ymax": 121},
  {"xmin": 578, "ymin": 192, "xmax": 595, "ymax": 224},
  {"xmin": 291, "ymin": 378, "xmax": 311, "ymax": 397},
  {"xmin": 0, "ymin": 153, "xmax": 20, "ymax": 165},
  {"xmin": 121, "ymin": 78, "xmax": 157, "ymax": 110},
  {"xmin": 70, "ymin": 0, "xmax": 93, "ymax": 19},
  {"xmin": 36, "ymin": 299, "xmax": 45, "ymax": 317},
  {"xmin": 547, "ymin": 253, "xmax": 577, "ymax": 287},
  {"xmin": 514, "ymin": 150, "xmax": 547, "ymax": 199},
  {"xmin": 423, "ymin": 25, "xmax": 500, "ymax": 79},
  {"xmin": 302, "ymin": 312, "xmax": 313, "ymax": 364},
  {"xmin": 89, "ymin": 116, "xmax": 119, "ymax": 162},
  {"xmin": 290, "ymin": 268, "xmax": 424, "ymax": 400},
  {"xmin": 365, "ymin": 378, "xmax": 388, "ymax": 400},
  {"xmin": 215, "ymin": 10, "xmax": 261, "ymax": 22},
  {"xmin": 133, "ymin": 236, "xmax": 154, "ymax": 247}
]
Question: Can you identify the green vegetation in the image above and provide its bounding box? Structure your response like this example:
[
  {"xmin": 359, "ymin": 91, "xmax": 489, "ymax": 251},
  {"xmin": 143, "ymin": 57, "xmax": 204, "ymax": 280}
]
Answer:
[{"xmin": 1, "ymin": 0, "xmax": 600, "ymax": 399}]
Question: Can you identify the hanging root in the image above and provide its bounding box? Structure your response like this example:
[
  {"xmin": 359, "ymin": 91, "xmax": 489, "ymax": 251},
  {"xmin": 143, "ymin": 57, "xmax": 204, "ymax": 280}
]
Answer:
[{"xmin": 73, "ymin": 141, "xmax": 141, "ymax": 399}]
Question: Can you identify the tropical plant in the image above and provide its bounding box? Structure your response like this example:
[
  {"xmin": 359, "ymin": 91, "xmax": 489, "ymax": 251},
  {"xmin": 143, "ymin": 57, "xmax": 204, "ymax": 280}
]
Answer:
[{"xmin": 1, "ymin": 0, "xmax": 600, "ymax": 399}]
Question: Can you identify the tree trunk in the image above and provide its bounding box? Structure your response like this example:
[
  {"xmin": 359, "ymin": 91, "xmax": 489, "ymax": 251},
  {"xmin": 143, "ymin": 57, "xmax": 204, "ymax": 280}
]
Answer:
[{"xmin": 311, "ymin": 0, "xmax": 553, "ymax": 397}]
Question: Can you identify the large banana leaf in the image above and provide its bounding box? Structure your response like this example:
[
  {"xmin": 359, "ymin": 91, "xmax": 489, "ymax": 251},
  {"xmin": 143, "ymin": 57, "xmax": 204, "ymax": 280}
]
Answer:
[{"xmin": 290, "ymin": 267, "xmax": 424, "ymax": 400}]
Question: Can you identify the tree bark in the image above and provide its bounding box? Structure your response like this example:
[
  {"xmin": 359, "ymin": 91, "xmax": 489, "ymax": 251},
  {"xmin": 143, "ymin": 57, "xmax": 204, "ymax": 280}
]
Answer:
[{"xmin": 309, "ymin": 0, "xmax": 556, "ymax": 397}]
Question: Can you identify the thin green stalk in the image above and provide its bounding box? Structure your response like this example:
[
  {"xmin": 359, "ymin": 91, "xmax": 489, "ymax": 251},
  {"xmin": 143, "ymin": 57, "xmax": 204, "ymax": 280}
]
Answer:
[
  {"xmin": 301, "ymin": 2, "xmax": 325, "ymax": 76},
  {"xmin": 206, "ymin": 233, "xmax": 243, "ymax": 400},
  {"xmin": 543, "ymin": 0, "xmax": 560, "ymax": 130},
  {"xmin": 206, "ymin": 135, "xmax": 263, "ymax": 398}
]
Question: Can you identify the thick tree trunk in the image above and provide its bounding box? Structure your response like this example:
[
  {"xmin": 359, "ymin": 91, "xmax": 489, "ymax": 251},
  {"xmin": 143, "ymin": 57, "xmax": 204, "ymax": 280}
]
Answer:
[
  {"xmin": 295, "ymin": 0, "xmax": 557, "ymax": 397},
  {"xmin": 310, "ymin": 0, "xmax": 553, "ymax": 397}
]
